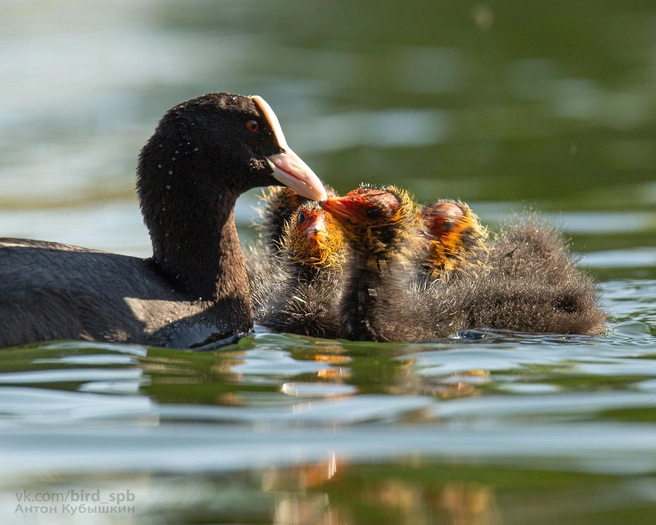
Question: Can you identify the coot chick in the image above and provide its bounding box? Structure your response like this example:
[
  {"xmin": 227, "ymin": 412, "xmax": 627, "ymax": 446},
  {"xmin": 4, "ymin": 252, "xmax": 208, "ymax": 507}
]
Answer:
[
  {"xmin": 253, "ymin": 201, "xmax": 346, "ymax": 337},
  {"xmin": 254, "ymin": 184, "xmax": 338, "ymax": 250},
  {"xmin": 320, "ymin": 184, "xmax": 425, "ymax": 341},
  {"xmin": 463, "ymin": 220, "xmax": 607, "ymax": 335},
  {"xmin": 421, "ymin": 200, "xmax": 489, "ymax": 282},
  {"xmin": 322, "ymin": 186, "xmax": 606, "ymax": 341},
  {"xmin": 410, "ymin": 219, "xmax": 607, "ymax": 338},
  {"xmin": 0, "ymin": 93, "xmax": 327, "ymax": 349},
  {"xmin": 246, "ymin": 184, "xmax": 339, "ymax": 323}
]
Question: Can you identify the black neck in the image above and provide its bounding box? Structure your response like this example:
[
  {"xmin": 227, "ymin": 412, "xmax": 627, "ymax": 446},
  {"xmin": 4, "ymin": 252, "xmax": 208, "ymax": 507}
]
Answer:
[{"xmin": 139, "ymin": 150, "xmax": 253, "ymax": 333}]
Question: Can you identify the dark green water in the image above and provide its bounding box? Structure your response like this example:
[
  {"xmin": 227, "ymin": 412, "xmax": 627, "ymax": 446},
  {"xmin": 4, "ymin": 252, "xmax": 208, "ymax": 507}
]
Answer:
[{"xmin": 1, "ymin": 1, "xmax": 655, "ymax": 523}]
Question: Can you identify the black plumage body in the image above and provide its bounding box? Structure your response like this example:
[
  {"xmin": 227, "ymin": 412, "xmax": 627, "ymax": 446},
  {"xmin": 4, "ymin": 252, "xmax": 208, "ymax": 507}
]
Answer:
[{"xmin": 0, "ymin": 93, "xmax": 326, "ymax": 349}]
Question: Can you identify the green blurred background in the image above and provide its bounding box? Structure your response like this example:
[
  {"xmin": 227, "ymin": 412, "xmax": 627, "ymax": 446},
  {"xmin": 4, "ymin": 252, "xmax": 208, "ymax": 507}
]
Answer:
[
  {"xmin": 0, "ymin": 0, "xmax": 656, "ymax": 210},
  {"xmin": 1, "ymin": 0, "xmax": 654, "ymax": 255}
]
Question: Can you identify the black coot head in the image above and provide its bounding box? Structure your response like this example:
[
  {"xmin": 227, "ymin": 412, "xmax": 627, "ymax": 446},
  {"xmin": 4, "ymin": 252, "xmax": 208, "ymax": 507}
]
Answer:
[{"xmin": 137, "ymin": 92, "xmax": 326, "ymax": 213}]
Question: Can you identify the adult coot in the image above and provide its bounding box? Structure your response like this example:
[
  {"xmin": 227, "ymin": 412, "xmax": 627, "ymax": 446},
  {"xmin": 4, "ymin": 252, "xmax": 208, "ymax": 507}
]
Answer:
[{"xmin": 0, "ymin": 93, "xmax": 327, "ymax": 349}]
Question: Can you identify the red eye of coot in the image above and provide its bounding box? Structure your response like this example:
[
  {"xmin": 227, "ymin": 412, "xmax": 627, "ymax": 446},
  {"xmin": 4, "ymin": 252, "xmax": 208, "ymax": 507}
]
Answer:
[{"xmin": 246, "ymin": 120, "xmax": 259, "ymax": 133}]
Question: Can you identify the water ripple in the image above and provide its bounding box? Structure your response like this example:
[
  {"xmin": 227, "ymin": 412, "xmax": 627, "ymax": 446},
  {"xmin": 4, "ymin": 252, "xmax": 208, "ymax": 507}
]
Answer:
[{"xmin": 2, "ymin": 423, "xmax": 656, "ymax": 478}]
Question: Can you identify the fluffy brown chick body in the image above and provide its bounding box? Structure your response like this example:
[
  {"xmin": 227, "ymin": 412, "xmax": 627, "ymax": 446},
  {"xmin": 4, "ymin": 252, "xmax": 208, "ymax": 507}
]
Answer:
[
  {"xmin": 321, "ymin": 185, "xmax": 426, "ymax": 342},
  {"xmin": 323, "ymin": 187, "xmax": 606, "ymax": 341},
  {"xmin": 253, "ymin": 201, "xmax": 346, "ymax": 337}
]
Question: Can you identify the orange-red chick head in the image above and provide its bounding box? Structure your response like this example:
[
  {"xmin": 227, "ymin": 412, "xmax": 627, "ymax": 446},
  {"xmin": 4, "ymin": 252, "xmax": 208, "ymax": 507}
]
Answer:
[
  {"xmin": 421, "ymin": 200, "xmax": 488, "ymax": 280},
  {"xmin": 282, "ymin": 201, "xmax": 345, "ymax": 270},
  {"xmin": 320, "ymin": 185, "xmax": 423, "ymax": 258}
]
